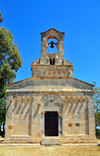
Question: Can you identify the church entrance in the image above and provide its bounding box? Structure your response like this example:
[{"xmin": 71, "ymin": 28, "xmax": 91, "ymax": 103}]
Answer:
[{"xmin": 45, "ymin": 112, "xmax": 58, "ymax": 136}]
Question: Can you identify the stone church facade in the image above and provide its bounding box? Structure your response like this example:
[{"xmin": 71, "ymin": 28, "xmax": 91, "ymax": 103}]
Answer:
[{"xmin": 5, "ymin": 28, "xmax": 97, "ymax": 144}]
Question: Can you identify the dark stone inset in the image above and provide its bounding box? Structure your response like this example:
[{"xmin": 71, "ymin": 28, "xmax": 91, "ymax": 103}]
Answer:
[
  {"xmin": 50, "ymin": 99, "xmax": 54, "ymax": 102},
  {"xmin": 76, "ymin": 123, "xmax": 80, "ymax": 127},
  {"xmin": 8, "ymin": 125, "xmax": 12, "ymax": 129},
  {"xmin": 68, "ymin": 123, "xmax": 72, "ymax": 127}
]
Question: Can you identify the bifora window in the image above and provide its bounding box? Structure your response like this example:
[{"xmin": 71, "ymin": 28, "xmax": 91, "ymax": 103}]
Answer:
[{"xmin": 50, "ymin": 58, "xmax": 55, "ymax": 65}]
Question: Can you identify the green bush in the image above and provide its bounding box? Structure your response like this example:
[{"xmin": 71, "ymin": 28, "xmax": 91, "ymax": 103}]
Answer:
[{"xmin": 96, "ymin": 129, "xmax": 100, "ymax": 135}]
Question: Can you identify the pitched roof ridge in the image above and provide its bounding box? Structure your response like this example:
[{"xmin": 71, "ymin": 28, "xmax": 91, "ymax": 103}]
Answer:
[{"xmin": 41, "ymin": 28, "xmax": 64, "ymax": 35}]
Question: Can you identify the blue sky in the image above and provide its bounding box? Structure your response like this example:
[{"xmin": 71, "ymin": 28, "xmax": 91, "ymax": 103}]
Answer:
[{"xmin": 0, "ymin": 0, "xmax": 100, "ymax": 87}]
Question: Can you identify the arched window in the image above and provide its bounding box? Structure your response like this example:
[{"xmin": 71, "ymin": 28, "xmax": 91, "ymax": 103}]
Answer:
[{"xmin": 50, "ymin": 58, "xmax": 55, "ymax": 65}]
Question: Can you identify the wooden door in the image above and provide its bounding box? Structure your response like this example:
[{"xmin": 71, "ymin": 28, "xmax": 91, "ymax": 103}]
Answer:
[{"xmin": 45, "ymin": 112, "xmax": 58, "ymax": 136}]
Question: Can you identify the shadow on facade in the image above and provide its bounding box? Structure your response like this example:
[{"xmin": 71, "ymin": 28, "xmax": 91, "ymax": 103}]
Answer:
[
  {"xmin": 33, "ymin": 106, "xmax": 39, "ymax": 118},
  {"xmin": 67, "ymin": 103, "xmax": 83, "ymax": 116}
]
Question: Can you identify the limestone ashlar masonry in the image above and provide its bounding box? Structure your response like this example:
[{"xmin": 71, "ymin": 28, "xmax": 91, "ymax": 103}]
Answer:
[{"xmin": 5, "ymin": 28, "xmax": 97, "ymax": 144}]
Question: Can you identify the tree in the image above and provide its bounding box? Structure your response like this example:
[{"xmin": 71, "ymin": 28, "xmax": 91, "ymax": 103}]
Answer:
[
  {"xmin": 0, "ymin": 12, "xmax": 3, "ymax": 23},
  {"xmin": 0, "ymin": 86, "xmax": 7, "ymax": 133},
  {"xmin": 0, "ymin": 26, "xmax": 22, "ymax": 88},
  {"xmin": 0, "ymin": 14, "xmax": 22, "ymax": 133},
  {"xmin": 93, "ymin": 82, "xmax": 100, "ymax": 130}
]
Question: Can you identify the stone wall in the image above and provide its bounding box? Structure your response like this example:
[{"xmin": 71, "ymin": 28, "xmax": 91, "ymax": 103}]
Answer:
[
  {"xmin": 5, "ymin": 91, "xmax": 96, "ymax": 143},
  {"xmin": 65, "ymin": 96, "xmax": 89, "ymax": 135},
  {"xmin": 12, "ymin": 96, "xmax": 32, "ymax": 136},
  {"xmin": 31, "ymin": 66, "xmax": 73, "ymax": 77}
]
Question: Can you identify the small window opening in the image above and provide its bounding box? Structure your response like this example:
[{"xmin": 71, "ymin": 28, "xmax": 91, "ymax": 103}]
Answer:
[{"xmin": 50, "ymin": 58, "xmax": 55, "ymax": 65}]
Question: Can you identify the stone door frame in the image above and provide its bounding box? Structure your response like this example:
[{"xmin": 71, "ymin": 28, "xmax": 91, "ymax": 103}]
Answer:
[{"xmin": 41, "ymin": 111, "xmax": 63, "ymax": 137}]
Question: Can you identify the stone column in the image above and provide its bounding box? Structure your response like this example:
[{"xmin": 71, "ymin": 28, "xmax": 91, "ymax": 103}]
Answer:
[
  {"xmin": 58, "ymin": 112, "xmax": 62, "ymax": 137},
  {"xmin": 88, "ymin": 95, "xmax": 95, "ymax": 137},
  {"xmin": 41, "ymin": 112, "xmax": 45, "ymax": 136},
  {"xmin": 62, "ymin": 104, "xmax": 65, "ymax": 136}
]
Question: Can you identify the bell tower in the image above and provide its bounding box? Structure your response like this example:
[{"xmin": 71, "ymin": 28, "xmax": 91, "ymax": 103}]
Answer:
[
  {"xmin": 40, "ymin": 28, "xmax": 64, "ymax": 65},
  {"xmin": 31, "ymin": 28, "xmax": 73, "ymax": 77}
]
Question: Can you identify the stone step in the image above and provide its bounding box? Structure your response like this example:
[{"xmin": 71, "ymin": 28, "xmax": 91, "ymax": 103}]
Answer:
[{"xmin": 41, "ymin": 138, "xmax": 61, "ymax": 145}]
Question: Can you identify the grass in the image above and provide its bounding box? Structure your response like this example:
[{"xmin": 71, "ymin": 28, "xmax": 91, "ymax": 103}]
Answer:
[{"xmin": 0, "ymin": 145, "xmax": 100, "ymax": 156}]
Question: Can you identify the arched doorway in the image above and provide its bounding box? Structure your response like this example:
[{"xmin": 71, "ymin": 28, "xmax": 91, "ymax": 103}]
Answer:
[
  {"xmin": 41, "ymin": 93, "xmax": 63, "ymax": 137},
  {"xmin": 45, "ymin": 112, "xmax": 58, "ymax": 136}
]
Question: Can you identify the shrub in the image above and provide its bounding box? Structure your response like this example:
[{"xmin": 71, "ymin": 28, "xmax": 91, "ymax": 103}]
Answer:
[{"xmin": 96, "ymin": 129, "xmax": 100, "ymax": 135}]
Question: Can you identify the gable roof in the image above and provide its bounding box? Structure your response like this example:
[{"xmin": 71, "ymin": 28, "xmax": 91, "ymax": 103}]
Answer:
[
  {"xmin": 41, "ymin": 28, "xmax": 65, "ymax": 35},
  {"xmin": 7, "ymin": 77, "xmax": 94, "ymax": 91}
]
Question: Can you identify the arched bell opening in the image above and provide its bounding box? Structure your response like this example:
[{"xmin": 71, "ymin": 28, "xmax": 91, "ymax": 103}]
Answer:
[
  {"xmin": 47, "ymin": 38, "xmax": 58, "ymax": 54},
  {"xmin": 47, "ymin": 35, "xmax": 59, "ymax": 41}
]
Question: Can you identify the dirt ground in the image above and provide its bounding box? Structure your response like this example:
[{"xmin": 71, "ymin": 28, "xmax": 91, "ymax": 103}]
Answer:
[
  {"xmin": 0, "ymin": 145, "xmax": 100, "ymax": 156},
  {"xmin": 0, "ymin": 138, "xmax": 100, "ymax": 156},
  {"xmin": 0, "ymin": 144, "xmax": 100, "ymax": 156}
]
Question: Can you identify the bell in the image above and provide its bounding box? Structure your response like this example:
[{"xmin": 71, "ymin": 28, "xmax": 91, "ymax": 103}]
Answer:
[{"xmin": 50, "ymin": 41, "xmax": 54, "ymax": 48}]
